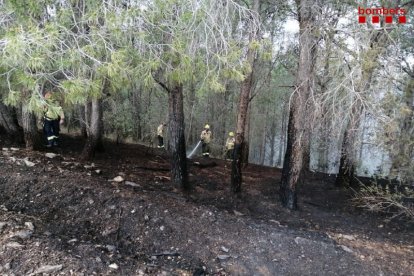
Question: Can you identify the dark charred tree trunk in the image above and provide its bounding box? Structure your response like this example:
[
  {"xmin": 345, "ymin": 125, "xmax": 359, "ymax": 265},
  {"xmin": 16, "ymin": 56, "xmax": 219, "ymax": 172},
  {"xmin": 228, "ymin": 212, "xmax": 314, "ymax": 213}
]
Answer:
[
  {"xmin": 231, "ymin": 56, "xmax": 255, "ymax": 193},
  {"xmin": 336, "ymin": 95, "xmax": 366, "ymax": 187},
  {"xmin": 281, "ymin": 105, "xmax": 299, "ymax": 209},
  {"xmin": 241, "ymin": 105, "xmax": 251, "ymax": 165},
  {"xmin": 154, "ymin": 57, "xmax": 189, "ymax": 190},
  {"xmin": 336, "ymin": 127, "xmax": 356, "ymax": 186},
  {"xmin": 0, "ymin": 103, "xmax": 23, "ymax": 143},
  {"xmin": 22, "ymin": 105, "xmax": 41, "ymax": 150},
  {"xmin": 167, "ymin": 83, "xmax": 189, "ymax": 190},
  {"xmin": 280, "ymin": 0, "xmax": 318, "ymax": 210},
  {"xmin": 231, "ymin": 0, "xmax": 259, "ymax": 193},
  {"xmin": 302, "ymin": 131, "xmax": 311, "ymax": 172}
]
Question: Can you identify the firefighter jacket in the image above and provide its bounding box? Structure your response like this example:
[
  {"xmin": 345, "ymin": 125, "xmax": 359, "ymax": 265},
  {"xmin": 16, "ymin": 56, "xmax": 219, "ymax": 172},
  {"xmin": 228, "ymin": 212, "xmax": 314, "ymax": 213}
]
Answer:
[
  {"xmin": 157, "ymin": 124, "xmax": 164, "ymax": 137},
  {"xmin": 200, "ymin": 130, "xmax": 212, "ymax": 143},
  {"xmin": 44, "ymin": 100, "xmax": 64, "ymax": 120},
  {"xmin": 225, "ymin": 137, "xmax": 235, "ymax": 150}
]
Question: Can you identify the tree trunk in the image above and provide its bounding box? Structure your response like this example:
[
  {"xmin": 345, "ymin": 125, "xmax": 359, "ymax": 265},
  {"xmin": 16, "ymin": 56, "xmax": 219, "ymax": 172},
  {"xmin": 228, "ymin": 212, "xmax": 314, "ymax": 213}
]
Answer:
[
  {"xmin": 81, "ymin": 79, "xmax": 107, "ymax": 160},
  {"xmin": 260, "ymin": 117, "xmax": 267, "ymax": 165},
  {"xmin": 81, "ymin": 97, "xmax": 103, "ymax": 160},
  {"xmin": 22, "ymin": 105, "xmax": 41, "ymax": 150},
  {"xmin": 358, "ymin": 112, "xmax": 367, "ymax": 162},
  {"xmin": 390, "ymin": 77, "xmax": 414, "ymax": 177},
  {"xmin": 79, "ymin": 104, "xmax": 88, "ymax": 138},
  {"xmin": 231, "ymin": 62, "xmax": 254, "ymax": 193},
  {"xmin": 280, "ymin": 0, "xmax": 318, "ymax": 210},
  {"xmin": 302, "ymin": 131, "xmax": 311, "ymax": 172},
  {"xmin": 231, "ymin": 0, "xmax": 259, "ymax": 193},
  {"xmin": 241, "ymin": 105, "xmax": 251, "ymax": 165},
  {"xmin": 318, "ymin": 122, "xmax": 329, "ymax": 173},
  {"xmin": 336, "ymin": 27, "xmax": 389, "ymax": 186},
  {"xmin": 0, "ymin": 103, "xmax": 23, "ymax": 142},
  {"xmin": 167, "ymin": 82, "xmax": 189, "ymax": 190},
  {"xmin": 277, "ymin": 102, "xmax": 288, "ymax": 167},
  {"xmin": 316, "ymin": 32, "xmax": 333, "ymax": 173},
  {"xmin": 269, "ymin": 121, "xmax": 276, "ymax": 166}
]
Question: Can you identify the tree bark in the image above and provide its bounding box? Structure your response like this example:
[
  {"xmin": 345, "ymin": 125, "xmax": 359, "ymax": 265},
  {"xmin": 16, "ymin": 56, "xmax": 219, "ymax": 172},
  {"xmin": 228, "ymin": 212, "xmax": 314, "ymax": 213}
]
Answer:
[
  {"xmin": 277, "ymin": 105, "xmax": 286, "ymax": 167},
  {"xmin": 302, "ymin": 131, "xmax": 311, "ymax": 172},
  {"xmin": 0, "ymin": 103, "xmax": 23, "ymax": 142},
  {"xmin": 79, "ymin": 104, "xmax": 88, "ymax": 138},
  {"xmin": 280, "ymin": 0, "xmax": 318, "ymax": 210},
  {"xmin": 231, "ymin": 0, "xmax": 259, "ymax": 193},
  {"xmin": 390, "ymin": 77, "xmax": 414, "ymax": 177},
  {"xmin": 241, "ymin": 105, "xmax": 251, "ymax": 165},
  {"xmin": 22, "ymin": 105, "xmax": 41, "ymax": 150},
  {"xmin": 81, "ymin": 97, "xmax": 103, "ymax": 160},
  {"xmin": 231, "ymin": 57, "xmax": 255, "ymax": 193},
  {"xmin": 81, "ymin": 80, "xmax": 107, "ymax": 160},
  {"xmin": 167, "ymin": 82, "xmax": 189, "ymax": 190},
  {"xmin": 260, "ymin": 113, "xmax": 267, "ymax": 165},
  {"xmin": 318, "ymin": 118, "xmax": 330, "ymax": 173},
  {"xmin": 336, "ymin": 30, "xmax": 388, "ymax": 186},
  {"xmin": 269, "ymin": 120, "xmax": 276, "ymax": 166}
]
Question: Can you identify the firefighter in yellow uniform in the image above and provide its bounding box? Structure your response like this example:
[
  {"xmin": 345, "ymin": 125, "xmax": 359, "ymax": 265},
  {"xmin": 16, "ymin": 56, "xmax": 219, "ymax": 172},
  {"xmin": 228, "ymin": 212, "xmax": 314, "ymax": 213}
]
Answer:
[
  {"xmin": 225, "ymin": 132, "xmax": 235, "ymax": 160},
  {"xmin": 200, "ymin": 124, "xmax": 212, "ymax": 157},
  {"xmin": 157, "ymin": 123, "xmax": 166, "ymax": 148},
  {"xmin": 43, "ymin": 92, "xmax": 64, "ymax": 147}
]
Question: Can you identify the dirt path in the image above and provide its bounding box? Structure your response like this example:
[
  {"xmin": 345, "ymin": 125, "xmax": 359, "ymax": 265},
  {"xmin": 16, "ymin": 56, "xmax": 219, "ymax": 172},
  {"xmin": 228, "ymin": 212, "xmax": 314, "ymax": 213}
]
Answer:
[{"xmin": 0, "ymin": 138, "xmax": 413, "ymax": 275}]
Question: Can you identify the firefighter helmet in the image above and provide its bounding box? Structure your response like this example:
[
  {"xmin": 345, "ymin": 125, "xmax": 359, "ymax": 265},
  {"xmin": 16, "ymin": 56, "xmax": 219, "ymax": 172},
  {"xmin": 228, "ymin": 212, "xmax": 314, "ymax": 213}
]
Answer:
[
  {"xmin": 204, "ymin": 124, "xmax": 210, "ymax": 129},
  {"xmin": 229, "ymin": 132, "xmax": 234, "ymax": 137}
]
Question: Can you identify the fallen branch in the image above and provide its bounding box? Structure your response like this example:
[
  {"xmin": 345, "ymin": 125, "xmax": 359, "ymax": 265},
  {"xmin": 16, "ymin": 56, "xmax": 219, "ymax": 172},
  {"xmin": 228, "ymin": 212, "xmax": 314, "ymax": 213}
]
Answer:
[
  {"xmin": 155, "ymin": 175, "xmax": 171, "ymax": 181},
  {"xmin": 134, "ymin": 166, "xmax": 170, "ymax": 172},
  {"xmin": 151, "ymin": 251, "xmax": 180, "ymax": 257},
  {"xmin": 191, "ymin": 161, "xmax": 217, "ymax": 168}
]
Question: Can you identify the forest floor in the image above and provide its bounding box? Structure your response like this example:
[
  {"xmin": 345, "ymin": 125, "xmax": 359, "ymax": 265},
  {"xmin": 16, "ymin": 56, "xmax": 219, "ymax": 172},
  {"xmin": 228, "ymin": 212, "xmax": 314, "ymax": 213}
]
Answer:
[{"xmin": 0, "ymin": 135, "xmax": 413, "ymax": 276}]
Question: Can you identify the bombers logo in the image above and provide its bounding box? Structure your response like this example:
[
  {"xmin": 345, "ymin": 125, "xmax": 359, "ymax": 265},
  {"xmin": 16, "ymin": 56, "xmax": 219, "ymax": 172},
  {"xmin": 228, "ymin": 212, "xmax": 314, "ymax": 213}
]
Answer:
[{"xmin": 358, "ymin": 6, "xmax": 407, "ymax": 24}]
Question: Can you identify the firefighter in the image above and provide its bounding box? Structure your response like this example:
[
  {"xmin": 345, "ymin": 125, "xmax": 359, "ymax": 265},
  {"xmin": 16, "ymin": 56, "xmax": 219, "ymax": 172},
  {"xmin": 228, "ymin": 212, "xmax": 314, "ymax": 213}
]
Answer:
[
  {"xmin": 225, "ymin": 131, "xmax": 235, "ymax": 160},
  {"xmin": 43, "ymin": 92, "xmax": 64, "ymax": 147},
  {"xmin": 157, "ymin": 123, "xmax": 166, "ymax": 148},
  {"xmin": 200, "ymin": 124, "xmax": 212, "ymax": 157}
]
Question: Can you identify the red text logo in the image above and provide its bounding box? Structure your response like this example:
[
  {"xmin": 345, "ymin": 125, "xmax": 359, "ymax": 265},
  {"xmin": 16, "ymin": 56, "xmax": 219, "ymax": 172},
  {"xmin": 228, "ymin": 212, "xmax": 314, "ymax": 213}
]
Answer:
[{"xmin": 358, "ymin": 6, "xmax": 407, "ymax": 24}]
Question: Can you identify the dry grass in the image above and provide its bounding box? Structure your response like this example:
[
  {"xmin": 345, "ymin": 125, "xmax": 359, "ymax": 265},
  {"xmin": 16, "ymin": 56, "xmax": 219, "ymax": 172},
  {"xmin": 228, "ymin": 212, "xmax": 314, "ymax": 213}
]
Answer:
[{"xmin": 352, "ymin": 180, "xmax": 414, "ymax": 221}]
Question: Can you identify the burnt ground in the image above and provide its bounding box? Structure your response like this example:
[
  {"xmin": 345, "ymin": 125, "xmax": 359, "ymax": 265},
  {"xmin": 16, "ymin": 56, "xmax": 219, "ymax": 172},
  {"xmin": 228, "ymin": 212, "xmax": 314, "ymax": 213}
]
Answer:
[{"xmin": 0, "ymin": 135, "xmax": 413, "ymax": 275}]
